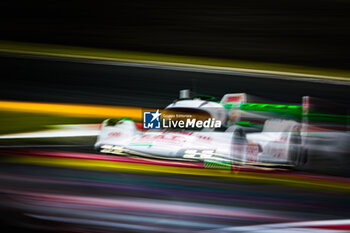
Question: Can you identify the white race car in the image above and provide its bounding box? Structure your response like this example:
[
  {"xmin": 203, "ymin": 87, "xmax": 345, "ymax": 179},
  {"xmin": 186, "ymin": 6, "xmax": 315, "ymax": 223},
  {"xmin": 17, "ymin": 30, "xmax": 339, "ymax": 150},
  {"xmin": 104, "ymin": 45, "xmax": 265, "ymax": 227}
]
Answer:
[{"xmin": 95, "ymin": 90, "xmax": 306, "ymax": 168}]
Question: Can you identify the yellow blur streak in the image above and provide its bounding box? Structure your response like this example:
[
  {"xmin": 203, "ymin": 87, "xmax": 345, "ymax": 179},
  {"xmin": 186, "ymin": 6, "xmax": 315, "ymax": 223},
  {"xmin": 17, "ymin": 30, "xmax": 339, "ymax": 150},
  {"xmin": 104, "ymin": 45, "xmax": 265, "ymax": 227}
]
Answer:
[
  {"xmin": 0, "ymin": 100, "xmax": 145, "ymax": 120},
  {"xmin": 8, "ymin": 156, "xmax": 350, "ymax": 192}
]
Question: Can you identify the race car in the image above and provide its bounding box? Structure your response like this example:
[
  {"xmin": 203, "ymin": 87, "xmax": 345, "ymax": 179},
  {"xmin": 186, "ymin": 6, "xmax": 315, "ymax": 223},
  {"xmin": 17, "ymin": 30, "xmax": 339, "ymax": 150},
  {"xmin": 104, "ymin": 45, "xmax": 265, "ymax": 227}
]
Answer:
[{"xmin": 95, "ymin": 90, "xmax": 309, "ymax": 168}]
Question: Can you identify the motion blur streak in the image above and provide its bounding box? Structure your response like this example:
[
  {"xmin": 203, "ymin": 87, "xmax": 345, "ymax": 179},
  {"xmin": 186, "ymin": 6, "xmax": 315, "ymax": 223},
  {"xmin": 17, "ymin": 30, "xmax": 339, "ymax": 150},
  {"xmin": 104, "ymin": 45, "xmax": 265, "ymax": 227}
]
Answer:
[
  {"xmin": 2, "ymin": 149, "xmax": 350, "ymax": 192},
  {"xmin": 207, "ymin": 219, "xmax": 350, "ymax": 232},
  {"xmin": 1, "ymin": 148, "xmax": 350, "ymax": 232},
  {"xmin": 5, "ymin": 190, "xmax": 294, "ymax": 221},
  {"xmin": 0, "ymin": 100, "xmax": 144, "ymax": 119}
]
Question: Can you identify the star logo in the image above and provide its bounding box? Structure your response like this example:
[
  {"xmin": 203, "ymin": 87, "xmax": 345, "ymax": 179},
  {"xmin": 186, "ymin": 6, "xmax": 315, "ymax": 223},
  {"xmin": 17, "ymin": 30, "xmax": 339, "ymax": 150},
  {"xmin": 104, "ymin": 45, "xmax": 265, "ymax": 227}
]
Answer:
[
  {"xmin": 150, "ymin": 109, "xmax": 161, "ymax": 122},
  {"xmin": 143, "ymin": 110, "xmax": 161, "ymax": 129}
]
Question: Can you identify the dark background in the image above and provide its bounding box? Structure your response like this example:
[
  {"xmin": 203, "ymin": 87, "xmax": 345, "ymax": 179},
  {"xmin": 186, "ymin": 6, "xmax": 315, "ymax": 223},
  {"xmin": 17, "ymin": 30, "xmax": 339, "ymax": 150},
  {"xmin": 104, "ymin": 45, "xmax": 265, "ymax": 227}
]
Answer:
[{"xmin": 1, "ymin": 0, "xmax": 350, "ymax": 69}]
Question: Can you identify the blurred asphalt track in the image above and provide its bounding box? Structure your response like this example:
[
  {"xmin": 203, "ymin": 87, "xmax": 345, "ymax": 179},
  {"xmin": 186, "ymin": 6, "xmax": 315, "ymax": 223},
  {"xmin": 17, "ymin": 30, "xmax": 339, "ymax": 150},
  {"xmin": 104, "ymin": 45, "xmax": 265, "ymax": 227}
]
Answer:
[
  {"xmin": 0, "ymin": 149, "xmax": 350, "ymax": 232},
  {"xmin": 0, "ymin": 53, "xmax": 349, "ymax": 109}
]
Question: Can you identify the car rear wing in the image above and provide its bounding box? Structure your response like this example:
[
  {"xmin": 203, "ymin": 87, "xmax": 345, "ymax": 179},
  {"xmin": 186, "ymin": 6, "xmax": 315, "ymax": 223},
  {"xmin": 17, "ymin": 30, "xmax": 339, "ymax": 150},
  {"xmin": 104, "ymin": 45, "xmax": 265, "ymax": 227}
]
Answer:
[
  {"xmin": 222, "ymin": 96, "xmax": 349, "ymax": 130},
  {"xmin": 220, "ymin": 93, "xmax": 247, "ymax": 108}
]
